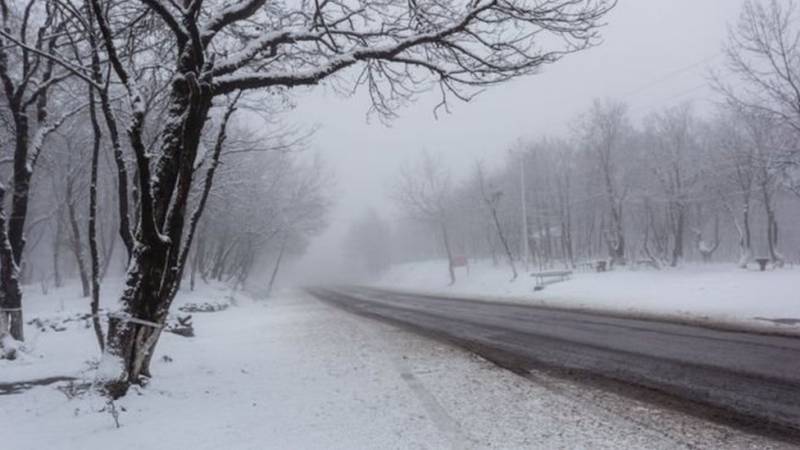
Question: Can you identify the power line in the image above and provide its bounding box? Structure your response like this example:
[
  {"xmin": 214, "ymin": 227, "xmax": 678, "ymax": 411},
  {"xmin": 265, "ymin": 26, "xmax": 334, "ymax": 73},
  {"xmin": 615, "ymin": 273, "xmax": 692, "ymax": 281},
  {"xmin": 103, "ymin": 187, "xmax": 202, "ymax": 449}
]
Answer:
[
  {"xmin": 619, "ymin": 52, "xmax": 723, "ymax": 99},
  {"xmin": 628, "ymin": 82, "xmax": 716, "ymax": 116}
]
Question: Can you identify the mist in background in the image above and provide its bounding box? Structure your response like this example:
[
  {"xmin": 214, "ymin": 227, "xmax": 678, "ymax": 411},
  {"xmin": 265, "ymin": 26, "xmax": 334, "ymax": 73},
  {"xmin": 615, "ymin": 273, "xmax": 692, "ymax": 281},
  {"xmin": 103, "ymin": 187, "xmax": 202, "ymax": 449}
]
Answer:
[{"xmin": 282, "ymin": 0, "xmax": 745, "ymax": 286}]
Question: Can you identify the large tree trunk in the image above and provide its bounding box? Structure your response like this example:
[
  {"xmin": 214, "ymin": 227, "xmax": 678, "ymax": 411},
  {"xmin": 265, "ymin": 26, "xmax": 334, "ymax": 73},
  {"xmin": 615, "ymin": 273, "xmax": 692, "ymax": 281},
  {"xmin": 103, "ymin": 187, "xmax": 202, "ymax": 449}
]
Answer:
[
  {"xmin": 97, "ymin": 64, "xmax": 222, "ymax": 395},
  {"xmin": 1, "ymin": 112, "xmax": 32, "ymax": 341},
  {"xmin": 0, "ymin": 185, "xmax": 24, "ymax": 342},
  {"xmin": 8, "ymin": 113, "xmax": 32, "ymax": 266},
  {"xmin": 102, "ymin": 242, "xmax": 170, "ymax": 398}
]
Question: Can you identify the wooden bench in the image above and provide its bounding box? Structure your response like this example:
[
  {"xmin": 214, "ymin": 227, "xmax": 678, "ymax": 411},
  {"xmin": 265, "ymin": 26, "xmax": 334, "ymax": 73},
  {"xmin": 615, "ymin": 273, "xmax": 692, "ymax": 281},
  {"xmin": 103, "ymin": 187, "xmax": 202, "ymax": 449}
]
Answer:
[
  {"xmin": 531, "ymin": 270, "xmax": 573, "ymax": 290},
  {"xmin": 634, "ymin": 259, "xmax": 659, "ymax": 269},
  {"xmin": 576, "ymin": 261, "xmax": 607, "ymax": 272}
]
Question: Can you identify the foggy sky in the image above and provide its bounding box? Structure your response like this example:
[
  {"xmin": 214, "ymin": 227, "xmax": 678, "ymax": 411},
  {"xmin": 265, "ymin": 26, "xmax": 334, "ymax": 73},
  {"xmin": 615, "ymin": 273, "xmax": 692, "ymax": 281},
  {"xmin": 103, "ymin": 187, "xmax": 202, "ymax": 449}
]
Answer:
[{"xmin": 284, "ymin": 0, "xmax": 746, "ymax": 284}]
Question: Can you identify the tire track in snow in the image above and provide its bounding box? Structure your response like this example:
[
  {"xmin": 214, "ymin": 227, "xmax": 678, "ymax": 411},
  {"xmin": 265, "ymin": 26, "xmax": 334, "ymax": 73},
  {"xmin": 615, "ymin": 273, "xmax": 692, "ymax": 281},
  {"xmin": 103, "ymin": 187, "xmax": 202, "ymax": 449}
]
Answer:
[{"xmin": 393, "ymin": 355, "xmax": 475, "ymax": 450}]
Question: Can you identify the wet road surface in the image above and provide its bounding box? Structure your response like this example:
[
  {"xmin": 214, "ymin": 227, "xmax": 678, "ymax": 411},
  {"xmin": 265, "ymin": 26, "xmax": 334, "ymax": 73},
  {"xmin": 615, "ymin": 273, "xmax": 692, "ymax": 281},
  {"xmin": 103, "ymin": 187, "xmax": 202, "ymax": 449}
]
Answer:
[{"xmin": 307, "ymin": 286, "xmax": 800, "ymax": 440}]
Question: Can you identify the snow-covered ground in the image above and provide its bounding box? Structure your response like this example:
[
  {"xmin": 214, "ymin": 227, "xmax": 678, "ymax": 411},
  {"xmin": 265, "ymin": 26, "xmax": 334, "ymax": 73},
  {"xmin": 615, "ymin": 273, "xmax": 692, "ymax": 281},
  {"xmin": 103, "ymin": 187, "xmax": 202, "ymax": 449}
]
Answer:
[
  {"xmin": 377, "ymin": 260, "xmax": 800, "ymax": 334},
  {"xmin": 0, "ymin": 281, "xmax": 793, "ymax": 449}
]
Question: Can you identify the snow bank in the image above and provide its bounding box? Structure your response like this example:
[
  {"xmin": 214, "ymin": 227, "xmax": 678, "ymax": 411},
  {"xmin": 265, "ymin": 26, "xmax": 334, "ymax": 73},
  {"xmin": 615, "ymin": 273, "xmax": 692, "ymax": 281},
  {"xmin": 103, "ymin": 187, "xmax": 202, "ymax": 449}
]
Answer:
[
  {"xmin": 0, "ymin": 279, "xmax": 241, "ymax": 383},
  {"xmin": 377, "ymin": 260, "xmax": 800, "ymax": 333}
]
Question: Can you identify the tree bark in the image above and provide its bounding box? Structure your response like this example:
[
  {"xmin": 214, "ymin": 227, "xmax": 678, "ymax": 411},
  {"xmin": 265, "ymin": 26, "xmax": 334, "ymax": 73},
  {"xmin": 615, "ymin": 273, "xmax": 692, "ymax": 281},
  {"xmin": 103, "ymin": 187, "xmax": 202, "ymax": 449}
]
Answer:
[
  {"xmin": 96, "ymin": 62, "xmax": 233, "ymax": 395},
  {"xmin": 0, "ymin": 185, "xmax": 23, "ymax": 341},
  {"xmin": 88, "ymin": 85, "xmax": 104, "ymax": 351},
  {"xmin": 86, "ymin": 5, "xmax": 134, "ymax": 259}
]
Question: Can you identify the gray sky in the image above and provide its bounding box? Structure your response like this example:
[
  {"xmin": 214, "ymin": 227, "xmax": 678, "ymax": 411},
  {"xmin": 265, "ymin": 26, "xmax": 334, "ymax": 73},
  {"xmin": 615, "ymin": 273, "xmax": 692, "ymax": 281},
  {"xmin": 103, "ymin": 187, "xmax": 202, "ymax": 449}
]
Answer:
[{"xmin": 284, "ymin": 0, "xmax": 745, "ymax": 282}]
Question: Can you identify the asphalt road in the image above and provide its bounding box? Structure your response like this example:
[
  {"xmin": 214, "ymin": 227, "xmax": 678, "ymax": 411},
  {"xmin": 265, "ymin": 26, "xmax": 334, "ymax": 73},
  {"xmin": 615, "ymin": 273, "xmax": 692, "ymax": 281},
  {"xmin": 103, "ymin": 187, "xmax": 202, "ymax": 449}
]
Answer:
[{"xmin": 307, "ymin": 286, "xmax": 800, "ymax": 439}]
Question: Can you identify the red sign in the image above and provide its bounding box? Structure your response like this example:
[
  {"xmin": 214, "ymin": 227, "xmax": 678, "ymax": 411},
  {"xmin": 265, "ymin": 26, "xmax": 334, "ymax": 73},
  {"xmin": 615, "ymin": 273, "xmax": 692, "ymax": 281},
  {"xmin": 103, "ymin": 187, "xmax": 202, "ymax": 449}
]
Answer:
[{"xmin": 452, "ymin": 256, "xmax": 468, "ymax": 267}]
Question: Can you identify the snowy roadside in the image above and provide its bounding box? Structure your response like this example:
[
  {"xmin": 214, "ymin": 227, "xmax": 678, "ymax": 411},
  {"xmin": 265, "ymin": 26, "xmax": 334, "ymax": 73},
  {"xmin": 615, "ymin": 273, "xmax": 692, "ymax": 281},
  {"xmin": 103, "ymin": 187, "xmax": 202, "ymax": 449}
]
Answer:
[
  {"xmin": 1, "ymin": 284, "xmax": 791, "ymax": 449},
  {"xmin": 375, "ymin": 260, "xmax": 800, "ymax": 335},
  {"xmin": 0, "ymin": 280, "xmax": 236, "ymax": 384}
]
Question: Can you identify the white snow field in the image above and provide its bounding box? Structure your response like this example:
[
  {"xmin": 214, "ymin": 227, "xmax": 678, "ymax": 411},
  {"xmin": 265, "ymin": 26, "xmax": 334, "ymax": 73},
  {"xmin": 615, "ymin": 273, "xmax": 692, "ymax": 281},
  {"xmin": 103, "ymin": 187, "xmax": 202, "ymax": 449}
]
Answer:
[
  {"xmin": 0, "ymin": 281, "xmax": 793, "ymax": 449},
  {"xmin": 377, "ymin": 260, "xmax": 800, "ymax": 334}
]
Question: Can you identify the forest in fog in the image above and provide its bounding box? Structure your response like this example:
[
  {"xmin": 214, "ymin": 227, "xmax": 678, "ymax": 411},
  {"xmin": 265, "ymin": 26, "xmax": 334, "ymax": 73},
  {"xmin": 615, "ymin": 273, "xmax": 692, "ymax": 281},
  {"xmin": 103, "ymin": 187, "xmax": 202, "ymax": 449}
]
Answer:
[
  {"xmin": 346, "ymin": 2, "xmax": 800, "ymax": 282},
  {"xmin": 348, "ymin": 99, "xmax": 800, "ymax": 281},
  {"xmin": 19, "ymin": 122, "xmax": 329, "ymax": 294}
]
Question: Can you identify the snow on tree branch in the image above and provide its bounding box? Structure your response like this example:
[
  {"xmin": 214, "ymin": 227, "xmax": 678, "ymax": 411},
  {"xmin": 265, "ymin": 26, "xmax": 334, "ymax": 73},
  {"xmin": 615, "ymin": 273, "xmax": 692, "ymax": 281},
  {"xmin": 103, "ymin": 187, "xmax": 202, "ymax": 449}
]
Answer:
[{"xmin": 204, "ymin": 0, "xmax": 614, "ymax": 114}]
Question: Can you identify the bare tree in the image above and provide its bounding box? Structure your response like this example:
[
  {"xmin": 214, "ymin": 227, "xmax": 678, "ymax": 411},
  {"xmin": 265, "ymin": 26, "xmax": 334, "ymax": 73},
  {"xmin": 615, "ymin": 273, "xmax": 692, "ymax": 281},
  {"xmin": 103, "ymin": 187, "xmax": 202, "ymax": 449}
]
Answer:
[
  {"xmin": 476, "ymin": 163, "xmax": 517, "ymax": 280},
  {"xmin": 197, "ymin": 130, "xmax": 330, "ymax": 293},
  {"xmin": 552, "ymin": 141, "xmax": 577, "ymax": 269},
  {"xmin": 580, "ymin": 99, "xmax": 631, "ymax": 266},
  {"xmin": 0, "ymin": 1, "xmax": 76, "ymax": 343},
  {"xmin": 394, "ymin": 152, "xmax": 457, "ymax": 284},
  {"xmin": 745, "ymin": 113, "xmax": 786, "ymax": 266},
  {"xmin": 719, "ymin": 0, "xmax": 800, "ymax": 132},
  {"xmin": 644, "ymin": 104, "xmax": 703, "ymax": 267},
  {"xmin": 717, "ymin": 0, "xmax": 800, "ymax": 201},
  {"xmin": 709, "ymin": 110, "xmax": 756, "ymax": 267}
]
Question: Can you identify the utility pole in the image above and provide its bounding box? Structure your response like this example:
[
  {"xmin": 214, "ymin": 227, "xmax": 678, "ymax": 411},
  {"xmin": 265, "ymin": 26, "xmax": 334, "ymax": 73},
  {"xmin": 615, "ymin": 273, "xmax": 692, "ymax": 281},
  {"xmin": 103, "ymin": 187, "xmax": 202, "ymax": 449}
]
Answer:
[{"xmin": 519, "ymin": 152, "xmax": 530, "ymax": 271}]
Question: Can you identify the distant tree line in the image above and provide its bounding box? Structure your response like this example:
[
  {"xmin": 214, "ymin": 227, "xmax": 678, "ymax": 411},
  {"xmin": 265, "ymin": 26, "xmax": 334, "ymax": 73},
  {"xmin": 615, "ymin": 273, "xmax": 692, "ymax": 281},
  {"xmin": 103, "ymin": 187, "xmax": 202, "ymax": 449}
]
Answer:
[{"xmin": 347, "ymin": 0, "xmax": 800, "ymax": 281}]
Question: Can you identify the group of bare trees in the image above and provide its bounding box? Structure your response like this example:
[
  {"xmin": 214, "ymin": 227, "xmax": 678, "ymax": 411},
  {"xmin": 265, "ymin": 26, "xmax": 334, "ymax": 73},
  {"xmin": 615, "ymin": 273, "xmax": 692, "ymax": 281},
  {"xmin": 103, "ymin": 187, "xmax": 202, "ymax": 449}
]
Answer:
[
  {"xmin": 363, "ymin": 1, "xmax": 800, "ymax": 282},
  {"xmin": 0, "ymin": 0, "xmax": 614, "ymax": 395},
  {"xmin": 191, "ymin": 148, "xmax": 330, "ymax": 294},
  {"xmin": 0, "ymin": 0, "xmax": 330, "ymax": 386},
  {"xmin": 380, "ymin": 99, "xmax": 800, "ymax": 282}
]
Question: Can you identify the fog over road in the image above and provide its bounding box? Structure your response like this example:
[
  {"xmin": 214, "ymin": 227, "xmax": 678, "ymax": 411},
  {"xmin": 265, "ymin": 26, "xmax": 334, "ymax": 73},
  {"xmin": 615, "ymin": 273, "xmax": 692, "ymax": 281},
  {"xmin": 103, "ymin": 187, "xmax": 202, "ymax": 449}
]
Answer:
[{"xmin": 308, "ymin": 286, "xmax": 800, "ymax": 441}]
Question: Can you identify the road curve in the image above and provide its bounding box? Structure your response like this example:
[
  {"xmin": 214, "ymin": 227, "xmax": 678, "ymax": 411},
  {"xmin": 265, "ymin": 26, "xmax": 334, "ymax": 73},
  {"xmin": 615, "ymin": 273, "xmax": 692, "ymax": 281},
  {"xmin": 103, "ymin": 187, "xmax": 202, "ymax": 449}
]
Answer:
[{"xmin": 307, "ymin": 286, "xmax": 800, "ymax": 439}]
